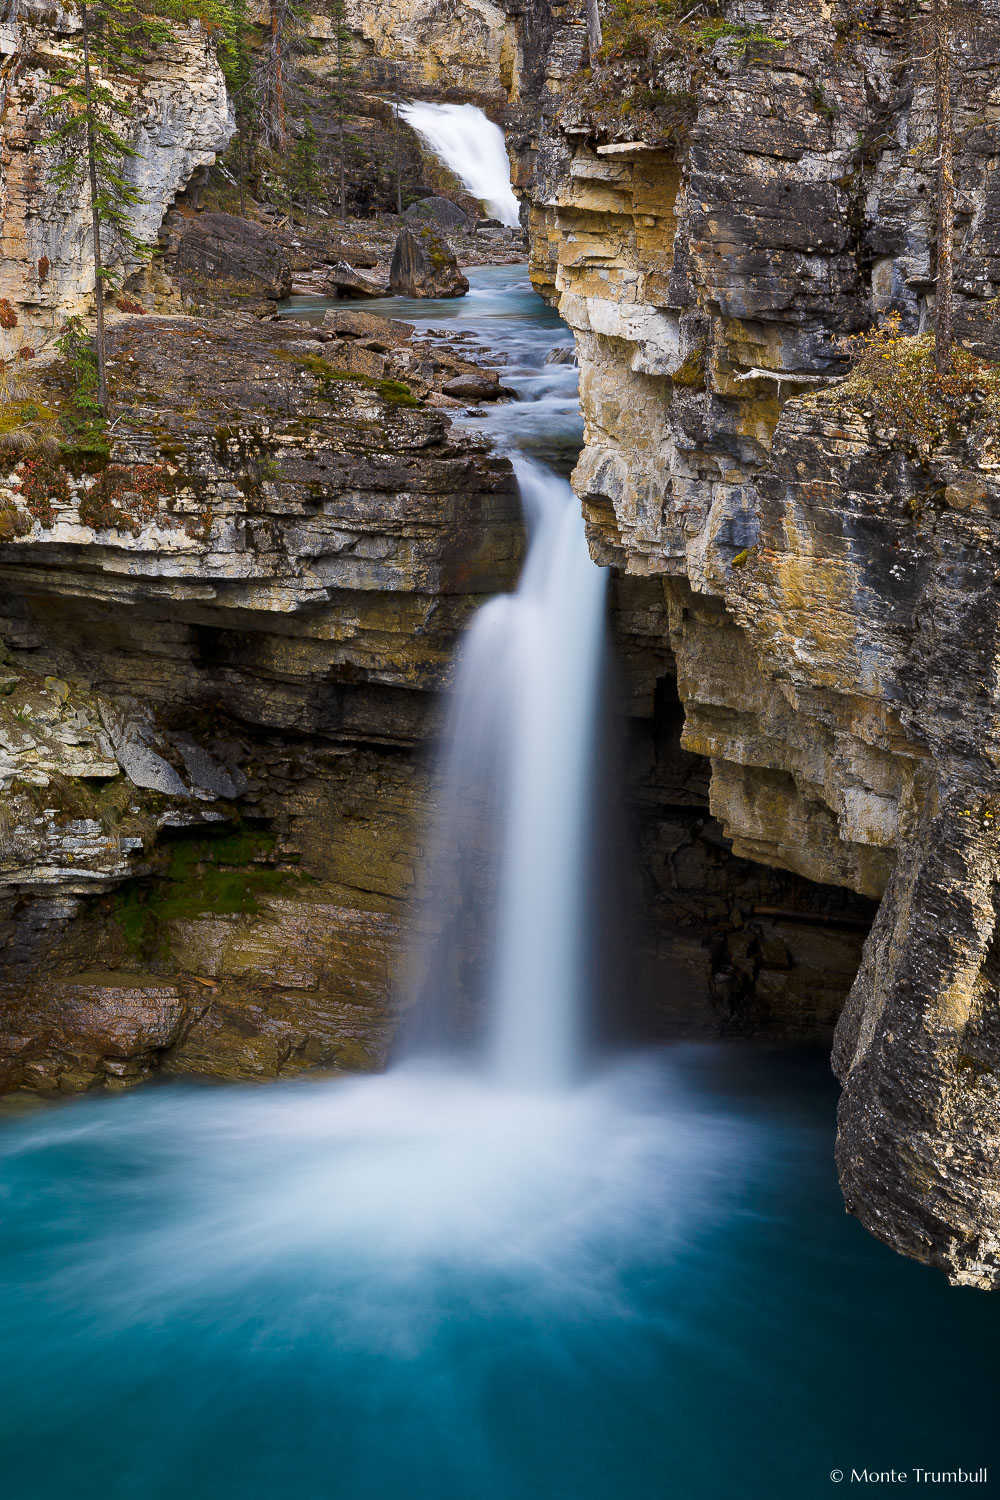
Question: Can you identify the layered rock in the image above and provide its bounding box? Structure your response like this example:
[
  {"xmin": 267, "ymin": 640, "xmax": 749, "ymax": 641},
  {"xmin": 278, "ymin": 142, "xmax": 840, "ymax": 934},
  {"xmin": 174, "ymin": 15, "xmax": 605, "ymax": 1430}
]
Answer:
[
  {"xmin": 0, "ymin": 313, "xmax": 520, "ymax": 1092},
  {"xmin": 524, "ymin": 0, "xmax": 1000, "ymax": 1282}
]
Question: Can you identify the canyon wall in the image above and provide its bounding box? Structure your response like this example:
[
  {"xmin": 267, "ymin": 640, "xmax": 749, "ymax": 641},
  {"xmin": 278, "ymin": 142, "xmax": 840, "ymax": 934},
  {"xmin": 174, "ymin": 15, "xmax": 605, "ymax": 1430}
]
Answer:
[
  {"xmin": 0, "ymin": 312, "xmax": 520, "ymax": 1089},
  {"xmin": 526, "ymin": 0, "xmax": 1000, "ymax": 1285}
]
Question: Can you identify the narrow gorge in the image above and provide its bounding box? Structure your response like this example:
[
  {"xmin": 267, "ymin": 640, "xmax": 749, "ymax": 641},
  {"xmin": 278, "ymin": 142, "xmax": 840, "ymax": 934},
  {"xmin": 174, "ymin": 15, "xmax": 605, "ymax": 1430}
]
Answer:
[{"xmin": 1, "ymin": 0, "xmax": 1000, "ymax": 1492}]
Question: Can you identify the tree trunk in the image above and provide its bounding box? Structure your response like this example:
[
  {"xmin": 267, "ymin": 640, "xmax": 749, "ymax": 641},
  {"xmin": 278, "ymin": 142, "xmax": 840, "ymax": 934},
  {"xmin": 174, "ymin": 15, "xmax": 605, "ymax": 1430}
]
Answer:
[
  {"xmin": 584, "ymin": 0, "xmax": 602, "ymax": 63},
  {"xmin": 337, "ymin": 24, "xmax": 346, "ymax": 222},
  {"xmin": 268, "ymin": 0, "xmax": 286, "ymax": 149},
  {"xmin": 934, "ymin": 0, "xmax": 955, "ymax": 374},
  {"xmin": 81, "ymin": 2, "xmax": 108, "ymax": 412},
  {"xmin": 394, "ymin": 87, "xmax": 402, "ymax": 217},
  {"xmin": 238, "ymin": 116, "xmax": 246, "ymax": 217}
]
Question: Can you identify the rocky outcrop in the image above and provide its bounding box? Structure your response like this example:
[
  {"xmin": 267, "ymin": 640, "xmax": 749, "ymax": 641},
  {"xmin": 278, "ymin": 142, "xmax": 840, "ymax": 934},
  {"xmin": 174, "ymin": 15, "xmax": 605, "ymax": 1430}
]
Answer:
[
  {"xmin": 389, "ymin": 225, "xmax": 469, "ymax": 297},
  {"xmin": 525, "ymin": 0, "xmax": 1000, "ymax": 1283},
  {"xmin": 0, "ymin": 1, "xmax": 233, "ymax": 347},
  {"xmin": 340, "ymin": 0, "xmax": 518, "ymax": 106},
  {"xmin": 167, "ymin": 213, "xmax": 292, "ymax": 302},
  {"xmin": 0, "ymin": 313, "xmax": 519, "ymax": 1092}
]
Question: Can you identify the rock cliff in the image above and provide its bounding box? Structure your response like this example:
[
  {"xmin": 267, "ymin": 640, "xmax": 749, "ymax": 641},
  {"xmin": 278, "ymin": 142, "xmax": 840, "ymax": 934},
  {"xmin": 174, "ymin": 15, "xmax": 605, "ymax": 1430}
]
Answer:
[
  {"xmin": 0, "ymin": 0, "xmax": 232, "ymax": 347},
  {"xmin": 0, "ymin": 312, "xmax": 519, "ymax": 1090},
  {"xmin": 525, "ymin": 0, "xmax": 1000, "ymax": 1285}
]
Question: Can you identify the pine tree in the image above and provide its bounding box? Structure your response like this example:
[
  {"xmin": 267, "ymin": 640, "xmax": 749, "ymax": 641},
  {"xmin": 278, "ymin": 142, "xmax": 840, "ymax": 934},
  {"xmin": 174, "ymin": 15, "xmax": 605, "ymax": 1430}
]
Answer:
[
  {"xmin": 287, "ymin": 105, "xmax": 322, "ymax": 225},
  {"xmin": 213, "ymin": 0, "xmax": 257, "ymax": 216},
  {"xmin": 932, "ymin": 0, "xmax": 955, "ymax": 374},
  {"xmin": 584, "ymin": 0, "xmax": 602, "ymax": 63},
  {"xmin": 327, "ymin": 0, "xmax": 356, "ymax": 221},
  {"xmin": 44, "ymin": 0, "xmax": 172, "ymax": 409},
  {"xmin": 918, "ymin": 0, "xmax": 1000, "ymax": 373}
]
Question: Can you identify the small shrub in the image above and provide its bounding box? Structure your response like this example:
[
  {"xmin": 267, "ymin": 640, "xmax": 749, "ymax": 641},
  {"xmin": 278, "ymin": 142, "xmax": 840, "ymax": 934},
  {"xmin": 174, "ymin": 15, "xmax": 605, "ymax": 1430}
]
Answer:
[
  {"xmin": 55, "ymin": 316, "xmax": 102, "ymax": 426},
  {"xmin": 693, "ymin": 19, "xmax": 787, "ymax": 56},
  {"xmin": 79, "ymin": 462, "xmax": 172, "ymax": 535},
  {"xmin": 13, "ymin": 456, "xmax": 72, "ymax": 527},
  {"xmin": 841, "ymin": 314, "xmax": 1000, "ymax": 458},
  {"xmin": 0, "ymin": 300, "xmax": 18, "ymax": 330},
  {"xmin": 0, "ymin": 502, "xmax": 31, "ymax": 540}
]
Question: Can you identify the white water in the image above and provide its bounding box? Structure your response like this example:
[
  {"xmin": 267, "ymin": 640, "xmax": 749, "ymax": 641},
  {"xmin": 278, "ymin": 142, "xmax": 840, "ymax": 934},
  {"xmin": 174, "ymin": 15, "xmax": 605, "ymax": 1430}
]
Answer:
[
  {"xmin": 490, "ymin": 462, "xmax": 608, "ymax": 1084},
  {"xmin": 398, "ymin": 101, "xmax": 521, "ymax": 226},
  {"xmin": 408, "ymin": 458, "xmax": 608, "ymax": 1086}
]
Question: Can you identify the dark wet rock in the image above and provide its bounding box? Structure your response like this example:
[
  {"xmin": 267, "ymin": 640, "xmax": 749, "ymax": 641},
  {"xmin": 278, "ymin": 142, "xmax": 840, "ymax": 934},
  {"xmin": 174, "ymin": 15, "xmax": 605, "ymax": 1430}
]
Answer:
[
  {"xmin": 170, "ymin": 212, "xmax": 292, "ymax": 300},
  {"xmin": 403, "ymin": 195, "xmax": 474, "ymax": 233},
  {"xmin": 440, "ymin": 371, "xmax": 505, "ymax": 400},
  {"xmin": 322, "ymin": 261, "xmax": 388, "ymax": 299},
  {"xmin": 389, "ymin": 227, "xmax": 469, "ymax": 299},
  {"xmin": 321, "ymin": 309, "xmax": 413, "ymax": 342}
]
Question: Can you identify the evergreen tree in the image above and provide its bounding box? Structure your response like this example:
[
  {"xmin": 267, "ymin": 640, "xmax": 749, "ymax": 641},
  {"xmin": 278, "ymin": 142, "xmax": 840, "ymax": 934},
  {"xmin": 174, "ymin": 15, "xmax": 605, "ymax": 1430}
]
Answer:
[
  {"xmin": 287, "ymin": 105, "xmax": 323, "ymax": 225},
  {"xmin": 932, "ymin": 0, "xmax": 956, "ymax": 373},
  {"xmin": 916, "ymin": 0, "xmax": 1000, "ymax": 372},
  {"xmin": 327, "ymin": 0, "xmax": 356, "ymax": 221},
  {"xmin": 44, "ymin": 0, "xmax": 172, "ymax": 409},
  {"xmin": 213, "ymin": 0, "xmax": 257, "ymax": 215}
]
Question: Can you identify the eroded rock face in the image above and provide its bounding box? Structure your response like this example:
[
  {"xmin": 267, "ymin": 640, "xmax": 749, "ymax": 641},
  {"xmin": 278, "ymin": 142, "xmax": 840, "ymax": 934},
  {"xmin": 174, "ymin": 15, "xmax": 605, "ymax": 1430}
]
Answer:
[
  {"xmin": 525, "ymin": 0, "xmax": 1000, "ymax": 1282},
  {"xmin": 0, "ymin": 1, "xmax": 233, "ymax": 347},
  {"xmin": 168, "ymin": 213, "xmax": 292, "ymax": 301},
  {"xmin": 0, "ymin": 314, "xmax": 520, "ymax": 1092}
]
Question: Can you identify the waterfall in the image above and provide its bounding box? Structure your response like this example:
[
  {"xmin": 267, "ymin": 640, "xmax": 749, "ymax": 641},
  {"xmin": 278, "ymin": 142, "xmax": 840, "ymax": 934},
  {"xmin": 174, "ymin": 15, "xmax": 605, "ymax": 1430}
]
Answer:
[
  {"xmin": 407, "ymin": 459, "xmax": 608, "ymax": 1089},
  {"xmin": 397, "ymin": 101, "xmax": 521, "ymax": 226}
]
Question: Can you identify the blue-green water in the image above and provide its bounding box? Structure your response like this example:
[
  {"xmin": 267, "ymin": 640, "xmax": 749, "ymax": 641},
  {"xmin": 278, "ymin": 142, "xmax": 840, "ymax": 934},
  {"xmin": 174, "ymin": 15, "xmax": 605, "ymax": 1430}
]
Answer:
[
  {"xmin": 0, "ymin": 1046, "xmax": 997, "ymax": 1499},
  {"xmin": 281, "ymin": 264, "xmax": 584, "ymax": 469},
  {"xmin": 3, "ymin": 269, "xmax": 993, "ymax": 1498}
]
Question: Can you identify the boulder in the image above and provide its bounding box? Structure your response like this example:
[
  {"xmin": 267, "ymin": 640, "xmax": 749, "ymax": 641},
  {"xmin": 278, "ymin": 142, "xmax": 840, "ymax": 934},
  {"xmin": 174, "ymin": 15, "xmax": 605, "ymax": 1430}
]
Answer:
[
  {"xmin": 440, "ymin": 371, "xmax": 506, "ymax": 401},
  {"xmin": 323, "ymin": 261, "xmax": 388, "ymax": 299},
  {"xmin": 172, "ymin": 213, "xmax": 292, "ymax": 299},
  {"xmin": 403, "ymin": 196, "xmax": 473, "ymax": 233},
  {"xmin": 321, "ymin": 309, "xmax": 413, "ymax": 342},
  {"xmin": 389, "ymin": 227, "xmax": 469, "ymax": 299}
]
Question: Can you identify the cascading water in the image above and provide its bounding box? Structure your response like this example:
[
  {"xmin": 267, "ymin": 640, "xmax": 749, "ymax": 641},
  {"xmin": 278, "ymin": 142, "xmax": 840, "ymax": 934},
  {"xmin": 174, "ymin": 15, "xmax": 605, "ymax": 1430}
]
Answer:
[
  {"xmin": 397, "ymin": 101, "xmax": 521, "ymax": 226},
  {"xmin": 3, "ymin": 120, "xmax": 998, "ymax": 1500},
  {"xmin": 406, "ymin": 457, "xmax": 607, "ymax": 1087}
]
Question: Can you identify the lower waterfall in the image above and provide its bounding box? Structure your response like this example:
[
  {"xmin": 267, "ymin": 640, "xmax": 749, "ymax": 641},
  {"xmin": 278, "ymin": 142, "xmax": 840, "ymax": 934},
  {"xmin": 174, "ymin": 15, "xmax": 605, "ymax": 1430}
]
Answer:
[
  {"xmin": 1, "ymin": 264, "xmax": 997, "ymax": 1499},
  {"xmin": 407, "ymin": 457, "xmax": 608, "ymax": 1087}
]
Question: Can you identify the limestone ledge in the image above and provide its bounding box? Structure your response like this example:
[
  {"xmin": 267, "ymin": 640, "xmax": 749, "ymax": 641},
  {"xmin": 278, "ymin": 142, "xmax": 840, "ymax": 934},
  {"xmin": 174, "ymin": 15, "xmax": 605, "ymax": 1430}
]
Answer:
[{"xmin": 0, "ymin": 314, "xmax": 520, "ymax": 1096}]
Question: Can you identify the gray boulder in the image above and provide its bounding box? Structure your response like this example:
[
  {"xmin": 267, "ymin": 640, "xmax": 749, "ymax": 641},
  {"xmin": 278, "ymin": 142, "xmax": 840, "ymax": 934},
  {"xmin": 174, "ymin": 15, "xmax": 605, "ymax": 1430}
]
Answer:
[
  {"xmin": 403, "ymin": 196, "xmax": 473, "ymax": 233},
  {"xmin": 389, "ymin": 227, "xmax": 469, "ymax": 299}
]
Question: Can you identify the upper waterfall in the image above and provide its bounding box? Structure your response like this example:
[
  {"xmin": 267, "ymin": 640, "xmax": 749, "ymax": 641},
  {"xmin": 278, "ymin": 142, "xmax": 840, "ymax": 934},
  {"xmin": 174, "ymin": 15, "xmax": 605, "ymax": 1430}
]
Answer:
[{"xmin": 398, "ymin": 102, "xmax": 521, "ymax": 227}]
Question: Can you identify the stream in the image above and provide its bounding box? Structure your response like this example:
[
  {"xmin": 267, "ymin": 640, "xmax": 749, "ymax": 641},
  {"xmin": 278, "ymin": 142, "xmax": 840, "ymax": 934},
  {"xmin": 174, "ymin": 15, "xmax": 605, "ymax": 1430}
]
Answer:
[{"xmin": 1, "ymin": 268, "xmax": 999, "ymax": 1499}]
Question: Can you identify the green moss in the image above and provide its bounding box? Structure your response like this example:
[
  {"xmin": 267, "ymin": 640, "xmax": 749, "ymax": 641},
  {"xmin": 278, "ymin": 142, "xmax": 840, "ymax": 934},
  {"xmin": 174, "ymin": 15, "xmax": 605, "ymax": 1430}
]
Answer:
[
  {"xmin": 0, "ymin": 399, "xmax": 56, "ymax": 435},
  {"xmin": 672, "ymin": 349, "xmax": 706, "ymax": 390},
  {"xmin": 273, "ymin": 349, "xmax": 419, "ymax": 406},
  {"xmin": 111, "ymin": 824, "xmax": 299, "ymax": 955}
]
